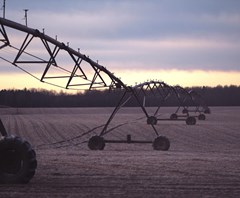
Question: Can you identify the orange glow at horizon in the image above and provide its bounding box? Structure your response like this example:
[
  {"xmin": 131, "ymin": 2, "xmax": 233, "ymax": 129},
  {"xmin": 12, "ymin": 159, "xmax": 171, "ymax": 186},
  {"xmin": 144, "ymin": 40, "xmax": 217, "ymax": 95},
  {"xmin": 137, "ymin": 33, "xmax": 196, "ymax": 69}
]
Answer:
[
  {"xmin": 111, "ymin": 69, "xmax": 240, "ymax": 88},
  {"xmin": 0, "ymin": 70, "xmax": 240, "ymax": 93}
]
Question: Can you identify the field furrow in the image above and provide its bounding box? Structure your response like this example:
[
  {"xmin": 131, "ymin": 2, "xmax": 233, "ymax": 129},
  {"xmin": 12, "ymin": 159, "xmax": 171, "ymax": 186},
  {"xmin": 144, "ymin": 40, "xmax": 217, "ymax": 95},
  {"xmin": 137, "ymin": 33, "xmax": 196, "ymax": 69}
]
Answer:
[{"xmin": 0, "ymin": 107, "xmax": 240, "ymax": 197}]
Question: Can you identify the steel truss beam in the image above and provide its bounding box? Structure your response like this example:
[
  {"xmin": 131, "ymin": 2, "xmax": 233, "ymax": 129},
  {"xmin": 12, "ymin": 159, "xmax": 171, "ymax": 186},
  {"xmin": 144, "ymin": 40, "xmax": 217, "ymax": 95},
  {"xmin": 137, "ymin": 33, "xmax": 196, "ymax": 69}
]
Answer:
[
  {"xmin": 188, "ymin": 90, "xmax": 210, "ymax": 114},
  {"xmin": 169, "ymin": 86, "xmax": 211, "ymax": 122},
  {"xmin": 0, "ymin": 17, "xmax": 210, "ymax": 151},
  {"xmin": 88, "ymin": 81, "xmax": 181, "ymax": 150},
  {"xmin": 0, "ymin": 17, "xmax": 125, "ymax": 90},
  {"xmin": 99, "ymin": 81, "xmax": 177, "ymax": 138},
  {"xmin": 0, "ymin": 23, "xmax": 9, "ymax": 49},
  {"xmin": 172, "ymin": 85, "xmax": 194, "ymax": 115},
  {"xmin": 133, "ymin": 83, "xmax": 199, "ymax": 124}
]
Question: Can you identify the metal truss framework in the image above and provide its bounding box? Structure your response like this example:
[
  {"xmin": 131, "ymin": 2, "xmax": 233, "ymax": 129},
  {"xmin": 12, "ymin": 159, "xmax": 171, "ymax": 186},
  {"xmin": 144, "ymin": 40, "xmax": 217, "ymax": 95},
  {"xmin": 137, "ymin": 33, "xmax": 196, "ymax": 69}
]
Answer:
[
  {"xmin": 0, "ymin": 23, "xmax": 9, "ymax": 49},
  {"xmin": 0, "ymin": 17, "xmax": 210, "ymax": 151},
  {"xmin": 0, "ymin": 17, "xmax": 125, "ymax": 90},
  {"xmin": 88, "ymin": 81, "xmax": 205, "ymax": 150},
  {"xmin": 171, "ymin": 86, "xmax": 209, "ymax": 121},
  {"xmin": 188, "ymin": 90, "xmax": 211, "ymax": 114},
  {"xmin": 100, "ymin": 81, "xmax": 173, "ymax": 138}
]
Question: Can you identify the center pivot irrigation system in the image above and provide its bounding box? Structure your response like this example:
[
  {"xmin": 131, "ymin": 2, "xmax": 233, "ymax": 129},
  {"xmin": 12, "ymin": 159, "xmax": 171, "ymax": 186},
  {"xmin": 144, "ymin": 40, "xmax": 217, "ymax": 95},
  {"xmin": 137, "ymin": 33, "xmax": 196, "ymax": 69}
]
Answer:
[{"xmin": 0, "ymin": 17, "xmax": 210, "ymax": 184}]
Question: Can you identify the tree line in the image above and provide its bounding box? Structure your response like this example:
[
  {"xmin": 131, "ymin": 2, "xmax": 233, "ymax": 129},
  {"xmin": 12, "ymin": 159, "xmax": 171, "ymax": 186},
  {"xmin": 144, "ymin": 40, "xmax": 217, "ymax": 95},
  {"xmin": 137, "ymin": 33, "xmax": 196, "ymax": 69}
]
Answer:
[{"xmin": 0, "ymin": 85, "xmax": 240, "ymax": 107}]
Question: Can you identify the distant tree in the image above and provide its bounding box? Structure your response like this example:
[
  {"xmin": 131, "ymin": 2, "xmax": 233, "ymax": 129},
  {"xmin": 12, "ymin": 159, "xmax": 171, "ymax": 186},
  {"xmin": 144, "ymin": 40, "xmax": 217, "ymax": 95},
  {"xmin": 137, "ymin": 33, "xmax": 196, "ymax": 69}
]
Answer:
[{"xmin": 0, "ymin": 85, "xmax": 240, "ymax": 107}]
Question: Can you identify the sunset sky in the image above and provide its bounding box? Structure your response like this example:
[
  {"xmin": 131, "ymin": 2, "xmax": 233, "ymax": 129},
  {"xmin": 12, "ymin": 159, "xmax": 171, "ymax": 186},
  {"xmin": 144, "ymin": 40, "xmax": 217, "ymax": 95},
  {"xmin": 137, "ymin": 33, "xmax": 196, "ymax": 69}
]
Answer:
[{"xmin": 0, "ymin": 0, "xmax": 240, "ymax": 92}]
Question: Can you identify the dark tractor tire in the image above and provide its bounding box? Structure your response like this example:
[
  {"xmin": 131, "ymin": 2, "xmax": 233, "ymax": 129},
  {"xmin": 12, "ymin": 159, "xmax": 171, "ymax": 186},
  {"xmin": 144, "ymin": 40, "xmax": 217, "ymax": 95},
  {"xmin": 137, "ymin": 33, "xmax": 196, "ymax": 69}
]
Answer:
[
  {"xmin": 182, "ymin": 108, "xmax": 188, "ymax": 114},
  {"xmin": 198, "ymin": 114, "xmax": 206, "ymax": 120},
  {"xmin": 0, "ymin": 135, "xmax": 37, "ymax": 184},
  {"xmin": 147, "ymin": 116, "xmax": 157, "ymax": 125},
  {"xmin": 186, "ymin": 116, "xmax": 196, "ymax": 125},
  {"xmin": 152, "ymin": 136, "xmax": 170, "ymax": 151},
  {"xmin": 170, "ymin": 113, "xmax": 178, "ymax": 120},
  {"xmin": 88, "ymin": 136, "xmax": 105, "ymax": 150}
]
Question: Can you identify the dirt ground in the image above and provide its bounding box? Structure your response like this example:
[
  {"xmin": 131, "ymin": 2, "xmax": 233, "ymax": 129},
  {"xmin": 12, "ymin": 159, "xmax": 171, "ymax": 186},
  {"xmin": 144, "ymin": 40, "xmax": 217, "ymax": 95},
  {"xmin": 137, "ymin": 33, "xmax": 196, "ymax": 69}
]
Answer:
[{"xmin": 0, "ymin": 107, "xmax": 240, "ymax": 197}]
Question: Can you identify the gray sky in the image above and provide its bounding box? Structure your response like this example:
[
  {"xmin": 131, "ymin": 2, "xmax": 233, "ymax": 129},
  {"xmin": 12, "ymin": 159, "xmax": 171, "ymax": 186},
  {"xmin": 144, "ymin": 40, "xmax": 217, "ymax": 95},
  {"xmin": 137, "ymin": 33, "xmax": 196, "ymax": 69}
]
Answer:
[
  {"xmin": 1, "ymin": 0, "xmax": 240, "ymax": 73},
  {"xmin": 2, "ymin": 0, "xmax": 240, "ymax": 71}
]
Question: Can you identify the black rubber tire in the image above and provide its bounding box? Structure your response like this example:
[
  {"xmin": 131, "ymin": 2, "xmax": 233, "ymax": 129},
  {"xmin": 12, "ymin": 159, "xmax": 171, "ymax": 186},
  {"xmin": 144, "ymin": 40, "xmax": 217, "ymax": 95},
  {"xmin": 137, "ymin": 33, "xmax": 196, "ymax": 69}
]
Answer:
[
  {"xmin": 0, "ymin": 135, "xmax": 37, "ymax": 184},
  {"xmin": 170, "ymin": 113, "xmax": 178, "ymax": 120},
  {"xmin": 198, "ymin": 114, "xmax": 206, "ymax": 120},
  {"xmin": 152, "ymin": 136, "xmax": 170, "ymax": 151},
  {"xmin": 88, "ymin": 136, "xmax": 105, "ymax": 150},
  {"xmin": 186, "ymin": 116, "xmax": 196, "ymax": 125},
  {"xmin": 147, "ymin": 116, "xmax": 157, "ymax": 125}
]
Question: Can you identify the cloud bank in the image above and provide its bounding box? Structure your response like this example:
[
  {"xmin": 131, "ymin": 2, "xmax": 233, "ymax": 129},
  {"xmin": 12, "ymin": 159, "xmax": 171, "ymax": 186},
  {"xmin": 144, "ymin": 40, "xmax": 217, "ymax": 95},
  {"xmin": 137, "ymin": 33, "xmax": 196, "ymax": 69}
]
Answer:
[{"xmin": 1, "ymin": 0, "xmax": 240, "ymax": 74}]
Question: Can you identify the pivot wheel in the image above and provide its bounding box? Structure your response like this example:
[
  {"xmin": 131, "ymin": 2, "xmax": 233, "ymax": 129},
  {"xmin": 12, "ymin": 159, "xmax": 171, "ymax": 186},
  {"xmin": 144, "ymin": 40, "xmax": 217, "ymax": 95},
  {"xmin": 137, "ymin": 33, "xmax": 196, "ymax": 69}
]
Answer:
[
  {"xmin": 170, "ymin": 113, "xmax": 178, "ymax": 120},
  {"xmin": 186, "ymin": 116, "xmax": 196, "ymax": 125},
  {"xmin": 0, "ymin": 135, "xmax": 37, "ymax": 184},
  {"xmin": 198, "ymin": 114, "xmax": 206, "ymax": 120},
  {"xmin": 88, "ymin": 136, "xmax": 105, "ymax": 150},
  {"xmin": 147, "ymin": 116, "xmax": 157, "ymax": 125},
  {"xmin": 152, "ymin": 136, "xmax": 170, "ymax": 151}
]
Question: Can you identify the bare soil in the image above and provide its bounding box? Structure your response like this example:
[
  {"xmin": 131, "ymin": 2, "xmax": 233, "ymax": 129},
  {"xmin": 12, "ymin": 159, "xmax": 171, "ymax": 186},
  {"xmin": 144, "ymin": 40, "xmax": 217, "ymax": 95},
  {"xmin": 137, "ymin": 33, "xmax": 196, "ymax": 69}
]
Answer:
[{"xmin": 0, "ymin": 107, "xmax": 240, "ymax": 197}]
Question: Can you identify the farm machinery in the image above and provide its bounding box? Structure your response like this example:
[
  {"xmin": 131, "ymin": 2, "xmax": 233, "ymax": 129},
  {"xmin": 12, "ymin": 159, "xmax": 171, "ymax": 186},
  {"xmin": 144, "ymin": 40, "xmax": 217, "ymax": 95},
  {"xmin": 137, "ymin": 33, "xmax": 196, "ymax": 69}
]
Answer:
[
  {"xmin": 0, "ymin": 16, "xmax": 210, "ymax": 183},
  {"xmin": 0, "ymin": 119, "xmax": 37, "ymax": 183},
  {"xmin": 170, "ymin": 85, "xmax": 210, "ymax": 121},
  {"xmin": 87, "ymin": 80, "xmax": 207, "ymax": 151}
]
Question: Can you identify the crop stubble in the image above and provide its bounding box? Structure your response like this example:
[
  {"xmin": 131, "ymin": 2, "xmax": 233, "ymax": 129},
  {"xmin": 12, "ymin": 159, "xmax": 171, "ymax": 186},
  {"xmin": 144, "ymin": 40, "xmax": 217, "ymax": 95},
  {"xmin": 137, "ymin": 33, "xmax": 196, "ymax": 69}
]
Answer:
[{"xmin": 0, "ymin": 107, "xmax": 240, "ymax": 197}]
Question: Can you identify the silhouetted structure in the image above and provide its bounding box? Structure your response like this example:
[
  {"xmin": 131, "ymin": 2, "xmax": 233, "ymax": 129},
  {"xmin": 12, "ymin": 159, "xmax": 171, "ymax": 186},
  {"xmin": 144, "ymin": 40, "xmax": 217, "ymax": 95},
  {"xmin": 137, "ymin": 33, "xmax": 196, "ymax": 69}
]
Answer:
[{"xmin": 0, "ymin": 85, "xmax": 239, "ymax": 107}]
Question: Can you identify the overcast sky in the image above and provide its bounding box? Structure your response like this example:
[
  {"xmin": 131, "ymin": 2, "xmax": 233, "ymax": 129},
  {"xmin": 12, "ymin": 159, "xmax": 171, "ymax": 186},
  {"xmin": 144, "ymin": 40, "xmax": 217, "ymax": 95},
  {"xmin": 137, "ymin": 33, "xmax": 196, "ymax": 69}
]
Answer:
[{"xmin": 1, "ymin": 0, "xmax": 240, "ymax": 89}]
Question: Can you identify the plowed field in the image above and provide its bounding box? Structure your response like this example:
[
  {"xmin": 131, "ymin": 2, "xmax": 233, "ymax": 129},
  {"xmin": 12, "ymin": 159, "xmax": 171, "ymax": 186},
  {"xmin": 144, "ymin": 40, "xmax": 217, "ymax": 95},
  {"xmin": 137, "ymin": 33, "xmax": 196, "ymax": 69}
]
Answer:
[{"xmin": 0, "ymin": 107, "xmax": 240, "ymax": 197}]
